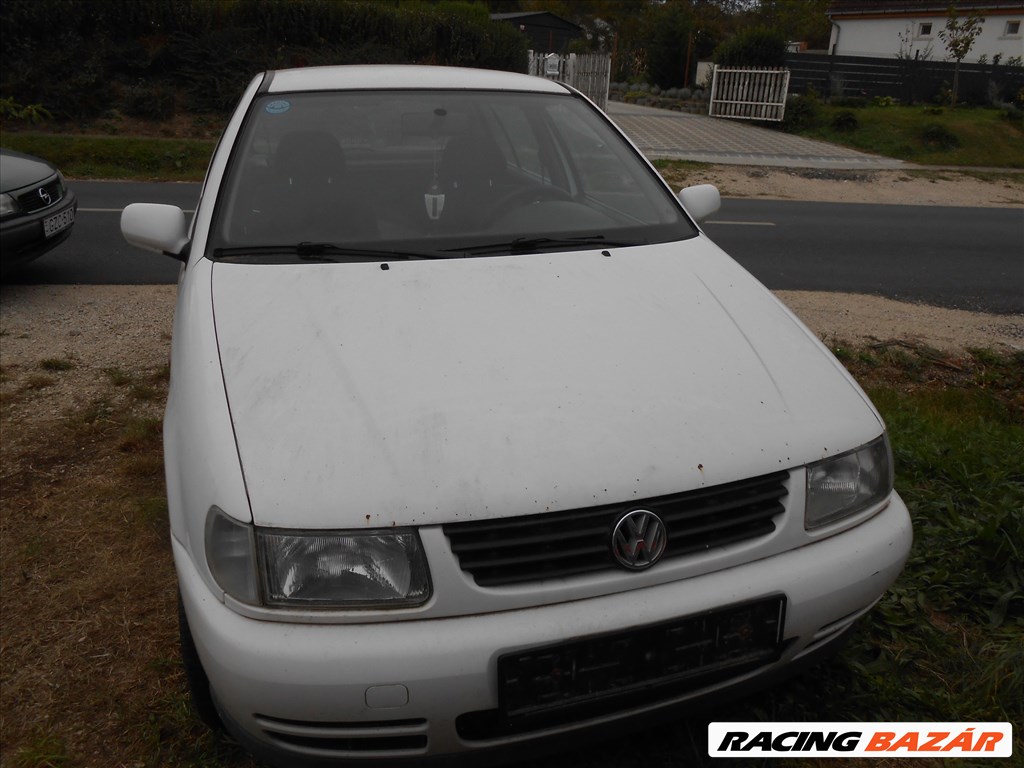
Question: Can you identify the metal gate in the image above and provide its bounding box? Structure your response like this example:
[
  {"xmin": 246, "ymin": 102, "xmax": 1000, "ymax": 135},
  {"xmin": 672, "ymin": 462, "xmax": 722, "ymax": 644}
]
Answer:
[
  {"xmin": 528, "ymin": 51, "xmax": 611, "ymax": 111},
  {"xmin": 708, "ymin": 66, "xmax": 790, "ymax": 121}
]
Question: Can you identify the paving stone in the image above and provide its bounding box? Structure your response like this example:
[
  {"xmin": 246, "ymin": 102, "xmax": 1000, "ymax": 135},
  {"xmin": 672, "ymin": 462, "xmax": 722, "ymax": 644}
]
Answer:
[{"xmin": 605, "ymin": 101, "xmax": 906, "ymax": 170}]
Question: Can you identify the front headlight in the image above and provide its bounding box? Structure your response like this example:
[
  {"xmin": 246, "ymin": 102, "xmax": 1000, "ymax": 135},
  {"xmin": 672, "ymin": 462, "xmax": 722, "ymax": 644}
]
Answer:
[
  {"xmin": 805, "ymin": 434, "xmax": 893, "ymax": 529},
  {"xmin": 257, "ymin": 528, "xmax": 431, "ymax": 608},
  {"xmin": 0, "ymin": 193, "xmax": 19, "ymax": 218},
  {"xmin": 204, "ymin": 507, "xmax": 431, "ymax": 609}
]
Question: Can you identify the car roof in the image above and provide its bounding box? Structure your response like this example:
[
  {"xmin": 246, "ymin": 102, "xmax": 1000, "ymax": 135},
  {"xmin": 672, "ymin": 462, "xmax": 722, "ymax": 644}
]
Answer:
[{"xmin": 265, "ymin": 65, "xmax": 570, "ymax": 95}]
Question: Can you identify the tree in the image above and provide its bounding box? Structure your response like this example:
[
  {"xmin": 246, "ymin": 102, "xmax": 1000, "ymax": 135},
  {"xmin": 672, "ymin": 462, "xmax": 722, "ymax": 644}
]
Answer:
[
  {"xmin": 712, "ymin": 25, "xmax": 788, "ymax": 67},
  {"xmin": 938, "ymin": 6, "xmax": 984, "ymax": 107},
  {"xmin": 896, "ymin": 24, "xmax": 933, "ymax": 62},
  {"xmin": 753, "ymin": 0, "xmax": 831, "ymax": 50},
  {"xmin": 642, "ymin": 1, "xmax": 695, "ymax": 87}
]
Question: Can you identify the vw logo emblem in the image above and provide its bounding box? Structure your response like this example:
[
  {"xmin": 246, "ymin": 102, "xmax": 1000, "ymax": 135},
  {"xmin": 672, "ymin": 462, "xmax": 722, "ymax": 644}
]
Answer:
[
  {"xmin": 37, "ymin": 187, "xmax": 52, "ymax": 206},
  {"xmin": 611, "ymin": 509, "xmax": 667, "ymax": 570}
]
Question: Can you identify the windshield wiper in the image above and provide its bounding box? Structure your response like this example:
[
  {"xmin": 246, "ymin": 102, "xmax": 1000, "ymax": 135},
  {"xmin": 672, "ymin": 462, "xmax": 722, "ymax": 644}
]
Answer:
[
  {"xmin": 445, "ymin": 235, "xmax": 639, "ymax": 256},
  {"xmin": 211, "ymin": 243, "xmax": 445, "ymax": 262}
]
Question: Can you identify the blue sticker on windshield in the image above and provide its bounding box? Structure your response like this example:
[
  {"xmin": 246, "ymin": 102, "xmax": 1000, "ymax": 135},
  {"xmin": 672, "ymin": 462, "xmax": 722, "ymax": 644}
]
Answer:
[{"xmin": 265, "ymin": 100, "xmax": 291, "ymax": 115}]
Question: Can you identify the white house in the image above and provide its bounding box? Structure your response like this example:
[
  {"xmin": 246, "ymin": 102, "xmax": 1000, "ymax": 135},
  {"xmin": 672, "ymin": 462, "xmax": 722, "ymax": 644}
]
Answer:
[{"xmin": 827, "ymin": 0, "xmax": 1024, "ymax": 63}]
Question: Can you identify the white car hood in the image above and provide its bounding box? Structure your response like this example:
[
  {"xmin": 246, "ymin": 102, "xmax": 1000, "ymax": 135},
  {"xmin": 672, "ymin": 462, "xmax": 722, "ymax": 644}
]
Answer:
[{"xmin": 211, "ymin": 240, "xmax": 881, "ymax": 528}]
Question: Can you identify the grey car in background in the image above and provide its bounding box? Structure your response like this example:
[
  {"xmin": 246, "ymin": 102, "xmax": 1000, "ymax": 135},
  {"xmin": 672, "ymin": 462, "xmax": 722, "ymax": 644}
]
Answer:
[{"xmin": 1, "ymin": 148, "xmax": 77, "ymax": 276}]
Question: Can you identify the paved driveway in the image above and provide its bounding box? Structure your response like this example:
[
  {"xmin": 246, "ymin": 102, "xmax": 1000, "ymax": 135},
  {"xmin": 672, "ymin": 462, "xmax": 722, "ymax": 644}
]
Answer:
[{"xmin": 606, "ymin": 100, "xmax": 905, "ymax": 170}]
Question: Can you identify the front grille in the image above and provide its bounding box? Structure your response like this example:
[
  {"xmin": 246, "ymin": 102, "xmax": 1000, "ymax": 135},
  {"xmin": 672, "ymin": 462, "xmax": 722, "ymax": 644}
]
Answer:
[
  {"xmin": 255, "ymin": 714, "xmax": 428, "ymax": 754},
  {"xmin": 16, "ymin": 178, "xmax": 63, "ymax": 214},
  {"xmin": 443, "ymin": 471, "xmax": 788, "ymax": 586}
]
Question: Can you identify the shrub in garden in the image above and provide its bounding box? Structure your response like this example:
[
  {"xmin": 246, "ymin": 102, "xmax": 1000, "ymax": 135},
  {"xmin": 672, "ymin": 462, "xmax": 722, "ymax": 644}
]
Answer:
[
  {"xmin": 831, "ymin": 110, "xmax": 859, "ymax": 132},
  {"xmin": 782, "ymin": 91, "xmax": 822, "ymax": 132},
  {"xmin": 921, "ymin": 122, "xmax": 961, "ymax": 150}
]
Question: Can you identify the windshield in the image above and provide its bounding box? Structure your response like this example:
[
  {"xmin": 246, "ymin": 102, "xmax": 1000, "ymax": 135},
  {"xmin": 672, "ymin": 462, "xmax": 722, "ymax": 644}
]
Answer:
[{"xmin": 210, "ymin": 89, "xmax": 697, "ymax": 261}]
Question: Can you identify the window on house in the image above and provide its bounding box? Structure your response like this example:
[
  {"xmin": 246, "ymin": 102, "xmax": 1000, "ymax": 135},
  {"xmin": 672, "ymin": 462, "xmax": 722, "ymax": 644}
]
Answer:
[
  {"xmin": 1005, "ymin": 20, "xmax": 1021, "ymax": 36},
  {"xmin": 918, "ymin": 22, "xmax": 933, "ymax": 37}
]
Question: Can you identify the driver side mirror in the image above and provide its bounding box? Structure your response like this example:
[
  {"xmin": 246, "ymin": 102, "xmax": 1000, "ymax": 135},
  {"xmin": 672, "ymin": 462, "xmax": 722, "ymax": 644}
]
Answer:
[
  {"xmin": 677, "ymin": 184, "xmax": 721, "ymax": 223},
  {"xmin": 121, "ymin": 203, "xmax": 190, "ymax": 261}
]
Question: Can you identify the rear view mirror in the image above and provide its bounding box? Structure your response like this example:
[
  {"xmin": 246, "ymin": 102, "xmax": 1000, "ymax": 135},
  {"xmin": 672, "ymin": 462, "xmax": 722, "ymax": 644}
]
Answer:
[
  {"xmin": 678, "ymin": 184, "xmax": 721, "ymax": 223},
  {"xmin": 121, "ymin": 203, "xmax": 190, "ymax": 260}
]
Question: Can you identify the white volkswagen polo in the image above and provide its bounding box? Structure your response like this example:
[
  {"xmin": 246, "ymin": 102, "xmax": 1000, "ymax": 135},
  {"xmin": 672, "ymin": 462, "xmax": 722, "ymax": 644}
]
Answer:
[{"xmin": 122, "ymin": 65, "xmax": 911, "ymax": 766}]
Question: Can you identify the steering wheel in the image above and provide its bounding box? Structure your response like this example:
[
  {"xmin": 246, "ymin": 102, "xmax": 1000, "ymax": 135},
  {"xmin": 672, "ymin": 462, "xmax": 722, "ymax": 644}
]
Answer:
[{"xmin": 489, "ymin": 184, "xmax": 572, "ymax": 217}]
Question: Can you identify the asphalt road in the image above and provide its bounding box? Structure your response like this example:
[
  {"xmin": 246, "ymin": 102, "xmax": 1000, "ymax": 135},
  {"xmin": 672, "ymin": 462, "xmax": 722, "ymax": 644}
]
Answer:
[{"xmin": 6, "ymin": 181, "xmax": 1023, "ymax": 314}]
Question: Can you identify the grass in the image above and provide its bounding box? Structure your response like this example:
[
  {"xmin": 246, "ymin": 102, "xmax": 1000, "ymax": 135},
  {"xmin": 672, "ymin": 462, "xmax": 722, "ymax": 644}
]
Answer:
[
  {"xmin": 9, "ymin": 729, "xmax": 69, "ymax": 768},
  {"xmin": 794, "ymin": 103, "xmax": 1024, "ymax": 167},
  {"xmin": 723, "ymin": 347, "xmax": 1024, "ymax": 765},
  {"xmin": 1, "ymin": 346, "xmax": 1020, "ymax": 767},
  {"xmin": 0, "ymin": 131, "xmax": 215, "ymax": 181}
]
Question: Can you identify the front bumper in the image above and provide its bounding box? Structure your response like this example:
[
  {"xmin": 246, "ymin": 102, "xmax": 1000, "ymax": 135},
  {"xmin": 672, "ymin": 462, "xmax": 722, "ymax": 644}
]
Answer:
[
  {"xmin": 176, "ymin": 493, "xmax": 911, "ymax": 766},
  {"xmin": 0, "ymin": 190, "xmax": 77, "ymax": 275}
]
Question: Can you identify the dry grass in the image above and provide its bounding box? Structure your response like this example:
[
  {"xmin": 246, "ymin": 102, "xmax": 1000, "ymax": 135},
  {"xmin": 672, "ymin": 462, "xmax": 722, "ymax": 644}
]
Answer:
[{"xmin": 0, "ymin": 361, "xmax": 258, "ymax": 768}]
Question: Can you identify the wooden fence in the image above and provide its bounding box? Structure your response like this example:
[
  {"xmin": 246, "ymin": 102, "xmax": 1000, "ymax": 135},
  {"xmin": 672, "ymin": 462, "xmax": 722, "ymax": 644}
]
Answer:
[
  {"xmin": 528, "ymin": 51, "xmax": 611, "ymax": 110},
  {"xmin": 708, "ymin": 66, "xmax": 790, "ymax": 121}
]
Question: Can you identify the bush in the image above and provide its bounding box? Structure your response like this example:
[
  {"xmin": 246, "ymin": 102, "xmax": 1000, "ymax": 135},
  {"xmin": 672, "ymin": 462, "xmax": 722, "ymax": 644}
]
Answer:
[
  {"xmin": 122, "ymin": 81, "xmax": 176, "ymax": 121},
  {"xmin": 921, "ymin": 122, "xmax": 961, "ymax": 150},
  {"xmin": 1001, "ymin": 103, "xmax": 1024, "ymax": 128},
  {"xmin": 0, "ymin": 0, "xmax": 528, "ymax": 121},
  {"xmin": 713, "ymin": 26, "xmax": 788, "ymax": 68},
  {"xmin": 782, "ymin": 91, "xmax": 822, "ymax": 132},
  {"xmin": 831, "ymin": 110, "xmax": 859, "ymax": 132}
]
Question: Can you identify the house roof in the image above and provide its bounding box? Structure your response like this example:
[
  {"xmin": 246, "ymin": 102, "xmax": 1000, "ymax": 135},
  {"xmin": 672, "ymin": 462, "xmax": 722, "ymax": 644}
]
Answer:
[
  {"xmin": 828, "ymin": 0, "xmax": 1024, "ymax": 16},
  {"xmin": 490, "ymin": 11, "xmax": 583, "ymax": 33}
]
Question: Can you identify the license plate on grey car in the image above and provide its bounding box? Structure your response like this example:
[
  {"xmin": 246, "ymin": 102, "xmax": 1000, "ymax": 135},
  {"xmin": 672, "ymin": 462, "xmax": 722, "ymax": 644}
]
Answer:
[{"xmin": 43, "ymin": 208, "xmax": 75, "ymax": 237}]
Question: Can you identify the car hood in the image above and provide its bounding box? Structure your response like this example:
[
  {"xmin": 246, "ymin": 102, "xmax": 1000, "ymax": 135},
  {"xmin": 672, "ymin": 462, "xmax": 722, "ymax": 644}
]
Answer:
[
  {"xmin": 0, "ymin": 149, "xmax": 57, "ymax": 191},
  {"xmin": 211, "ymin": 239, "xmax": 882, "ymax": 528}
]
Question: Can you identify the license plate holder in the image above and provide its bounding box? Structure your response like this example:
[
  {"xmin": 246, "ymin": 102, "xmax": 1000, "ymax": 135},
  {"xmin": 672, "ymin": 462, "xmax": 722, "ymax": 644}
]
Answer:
[{"xmin": 498, "ymin": 595, "xmax": 786, "ymax": 723}]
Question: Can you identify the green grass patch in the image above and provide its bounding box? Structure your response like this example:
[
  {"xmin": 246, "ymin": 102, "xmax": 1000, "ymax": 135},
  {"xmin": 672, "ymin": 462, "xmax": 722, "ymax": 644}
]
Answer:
[
  {"xmin": 651, "ymin": 159, "xmax": 713, "ymax": 174},
  {"xmin": 710, "ymin": 351, "xmax": 1024, "ymax": 754},
  {"xmin": 793, "ymin": 104, "xmax": 1024, "ymax": 167},
  {"xmin": 8, "ymin": 728, "xmax": 69, "ymax": 768},
  {"xmin": 0, "ymin": 132, "xmax": 214, "ymax": 181},
  {"xmin": 117, "ymin": 415, "xmax": 163, "ymax": 453},
  {"xmin": 851, "ymin": 383, "xmax": 1023, "ymax": 722}
]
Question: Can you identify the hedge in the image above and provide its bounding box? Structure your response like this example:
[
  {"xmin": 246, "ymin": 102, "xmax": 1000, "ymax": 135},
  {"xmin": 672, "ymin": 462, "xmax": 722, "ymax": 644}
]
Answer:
[{"xmin": 0, "ymin": 0, "xmax": 528, "ymax": 120}]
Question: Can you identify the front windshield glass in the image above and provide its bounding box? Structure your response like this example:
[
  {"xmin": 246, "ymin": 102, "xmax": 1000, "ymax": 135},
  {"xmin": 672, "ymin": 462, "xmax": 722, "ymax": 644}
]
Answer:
[{"xmin": 210, "ymin": 89, "xmax": 697, "ymax": 260}]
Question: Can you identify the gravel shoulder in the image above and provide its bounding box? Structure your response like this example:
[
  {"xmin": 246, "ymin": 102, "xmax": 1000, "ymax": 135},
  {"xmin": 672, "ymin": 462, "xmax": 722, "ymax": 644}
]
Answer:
[{"xmin": 659, "ymin": 164, "xmax": 1024, "ymax": 208}]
